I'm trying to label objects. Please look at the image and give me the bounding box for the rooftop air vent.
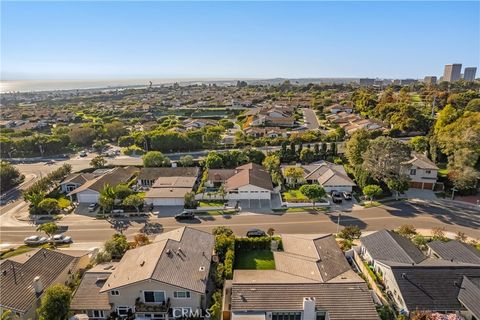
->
[199,266,205,272]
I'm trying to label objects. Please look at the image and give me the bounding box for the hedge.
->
[235,236,283,252]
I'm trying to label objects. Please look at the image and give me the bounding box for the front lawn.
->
[273,206,328,213]
[198,201,225,207]
[234,250,275,270]
[282,189,309,202]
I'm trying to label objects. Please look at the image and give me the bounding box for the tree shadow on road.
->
[326,212,367,229]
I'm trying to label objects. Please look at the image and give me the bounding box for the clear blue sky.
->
[1,1,479,80]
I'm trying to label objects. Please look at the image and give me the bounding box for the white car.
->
[49,234,73,244]
[88,203,98,212]
[24,235,48,245]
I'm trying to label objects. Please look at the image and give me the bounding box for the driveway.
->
[405,188,437,201]
[302,108,320,130]
[155,206,184,217]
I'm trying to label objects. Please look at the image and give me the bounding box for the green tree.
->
[38,198,59,215]
[363,185,382,203]
[114,184,133,200]
[90,155,107,168]
[434,104,458,133]
[69,126,96,147]
[36,222,59,238]
[212,226,234,237]
[99,184,116,214]
[142,151,171,167]
[338,225,361,240]
[104,121,127,142]
[205,151,224,169]
[284,167,304,188]
[299,184,326,208]
[386,175,410,200]
[184,191,197,209]
[122,194,144,213]
[345,129,378,166]
[397,224,417,238]
[0,161,24,193]
[24,191,46,208]
[37,284,71,320]
[300,148,315,164]
[409,136,429,153]
[179,155,194,167]
[362,137,411,182]
[104,234,129,259]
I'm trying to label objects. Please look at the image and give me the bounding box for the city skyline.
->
[1,1,479,80]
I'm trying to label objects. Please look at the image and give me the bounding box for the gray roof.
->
[68,166,138,195]
[230,283,379,320]
[0,249,77,313]
[138,167,200,180]
[391,266,480,312]
[458,276,480,318]
[361,230,426,265]
[70,267,114,311]
[428,240,480,265]
[101,227,214,294]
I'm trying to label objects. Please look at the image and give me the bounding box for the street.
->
[1,201,479,247]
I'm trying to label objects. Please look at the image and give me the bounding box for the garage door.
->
[146,198,184,206]
[77,193,99,204]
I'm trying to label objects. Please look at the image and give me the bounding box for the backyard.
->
[234,250,276,270]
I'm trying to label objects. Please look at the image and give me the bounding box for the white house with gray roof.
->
[72,227,214,319]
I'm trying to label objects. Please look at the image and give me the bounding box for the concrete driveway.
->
[405,188,437,201]
[155,206,184,217]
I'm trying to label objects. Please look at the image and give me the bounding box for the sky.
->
[1,1,479,80]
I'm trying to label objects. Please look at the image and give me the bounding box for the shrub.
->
[432,227,449,242]
[397,224,417,238]
[224,249,235,279]
[235,237,272,252]
[338,225,361,240]
[412,234,428,249]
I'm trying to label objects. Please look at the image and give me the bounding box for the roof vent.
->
[401,273,407,279]
[140,261,145,267]
[199,266,205,272]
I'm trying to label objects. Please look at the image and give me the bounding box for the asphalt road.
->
[302,108,320,130]
[1,201,479,246]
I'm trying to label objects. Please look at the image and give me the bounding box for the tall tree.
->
[37,284,72,320]
[363,185,382,203]
[299,184,326,208]
[36,222,59,238]
[142,151,171,167]
[284,167,304,188]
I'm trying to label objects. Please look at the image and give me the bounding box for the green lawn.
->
[199,201,225,207]
[273,206,327,213]
[235,250,275,270]
[363,201,382,208]
[196,209,237,216]
[282,189,309,202]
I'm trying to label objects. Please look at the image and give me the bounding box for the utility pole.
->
[336,212,342,234]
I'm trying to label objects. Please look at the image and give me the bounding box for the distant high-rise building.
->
[443,64,462,82]
[464,67,477,81]
[424,76,437,85]
[359,78,374,86]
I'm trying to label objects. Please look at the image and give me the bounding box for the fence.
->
[353,250,389,306]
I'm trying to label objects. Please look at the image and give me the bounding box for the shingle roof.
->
[101,227,214,293]
[282,161,356,187]
[403,153,439,170]
[391,266,480,312]
[225,163,273,191]
[207,169,237,182]
[427,240,480,265]
[152,176,196,188]
[0,249,77,313]
[360,229,426,265]
[138,167,199,181]
[62,172,96,185]
[68,166,138,195]
[70,268,114,311]
[458,276,480,318]
[230,283,379,320]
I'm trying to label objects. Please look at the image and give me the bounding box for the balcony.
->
[135,297,171,313]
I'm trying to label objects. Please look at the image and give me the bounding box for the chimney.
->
[33,276,43,295]
[302,297,316,320]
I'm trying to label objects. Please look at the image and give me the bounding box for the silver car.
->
[24,235,48,245]
[49,234,73,244]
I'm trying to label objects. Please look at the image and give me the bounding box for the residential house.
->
[71,262,118,320]
[281,161,356,193]
[427,240,480,265]
[141,167,200,206]
[67,167,139,204]
[401,153,439,190]
[206,163,274,201]
[246,105,297,128]
[182,119,217,130]
[0,248,91,320]
[324,103,353,114]
[90,227,214,319]
[60,172,98,193]
[359,230,480,318]
[224,234,380,320]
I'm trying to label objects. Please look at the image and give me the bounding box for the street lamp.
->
[336,212,341,234]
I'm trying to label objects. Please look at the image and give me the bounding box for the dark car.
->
[330,191,343,204]
[342,191,352,200]
[246,228,267,238]
[175,211,195,221]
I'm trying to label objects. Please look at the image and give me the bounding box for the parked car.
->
[330,191,343,204]
[79,151,87,157]
[246,228,267,237]
[49,234,72,244]
[88,203,98,212]
[342,192,352,200]
[175,211,195,221]
[24,235,48,245]
[45,159,55,165]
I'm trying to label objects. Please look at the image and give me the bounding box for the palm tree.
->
[99,184,116,214]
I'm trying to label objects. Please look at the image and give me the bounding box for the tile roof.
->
[138,167,199,181]
[207,169,237,182]
[70,268,114,311]
[230,283,379,319]
[361,229,427,265]
[391,266,480,312]
[101,227,214,294]
[225,163,273,191]
[151,176,196,188]
[458,276,480,318]
[62,173,97,185]
[427,240,480,265]
[0,249,77,313]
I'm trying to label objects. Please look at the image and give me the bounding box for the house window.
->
[425,170,431,174]
[144,291,166,303]
[316,311,327,320]
[116,306,133,316]
[88,310,105,318]
[110,290,119,296]
[272,312,301,320]
[410,169,416,175]
[174,291,191,299]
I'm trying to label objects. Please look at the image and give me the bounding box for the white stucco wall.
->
[227,185,271,200]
